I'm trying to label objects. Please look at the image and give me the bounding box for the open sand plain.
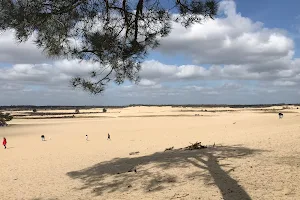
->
[1,105,300,200]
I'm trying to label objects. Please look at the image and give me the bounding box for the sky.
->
[1,0,300,106]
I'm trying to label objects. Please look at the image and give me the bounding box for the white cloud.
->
[0,30,50,64]
[0,57,299,105]
[273,80,297,86]
[138,79,157,87]
[159,0,294,68]
[221,82,242,90]
[0,59,103,85]
[1,0,300,105]
[140,60,300,82]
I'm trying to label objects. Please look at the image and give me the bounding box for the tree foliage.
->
[0,113,13,126]
[0,0,218,94]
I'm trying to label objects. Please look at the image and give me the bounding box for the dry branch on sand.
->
[129,151,140,155]
[184,142,208,150]
[163,142,216,152]
[171,193,190,199]
[164,147,174,152]
[116,166,137,174]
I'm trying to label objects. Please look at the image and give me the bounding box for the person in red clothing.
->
[3,137,7,149]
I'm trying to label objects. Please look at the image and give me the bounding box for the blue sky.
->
[0,0,300,106]
[235,0,300,31]
[235,0,300,53]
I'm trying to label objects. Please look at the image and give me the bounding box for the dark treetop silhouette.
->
[0,112,13,126]
[0,0,218,94]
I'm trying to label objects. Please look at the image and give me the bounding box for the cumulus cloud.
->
[273,80,297,86]
[0,59,104,86]
[0,30,50,64]
[0,57,300,105]
[137,79,158,87]
[139,60,300,82]
[159,0,294,68]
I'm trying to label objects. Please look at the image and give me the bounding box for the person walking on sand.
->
[3,137,7,149]
[107,133,111,140]
[86,135,88,141]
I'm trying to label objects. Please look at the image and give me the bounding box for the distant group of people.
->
[1,132,112,150]
[1,111,286,150]
[2,111,285,150]
[39,133,111,143]
[2,112,287,150]
[85,133,111,141]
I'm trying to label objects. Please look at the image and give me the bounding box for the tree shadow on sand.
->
[67,145,265,200]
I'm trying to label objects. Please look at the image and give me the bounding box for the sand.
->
[1,106,300,200]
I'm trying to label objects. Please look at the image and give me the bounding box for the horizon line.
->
[1,103,300,108]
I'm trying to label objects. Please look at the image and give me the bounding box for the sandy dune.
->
[1,106,300,200]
